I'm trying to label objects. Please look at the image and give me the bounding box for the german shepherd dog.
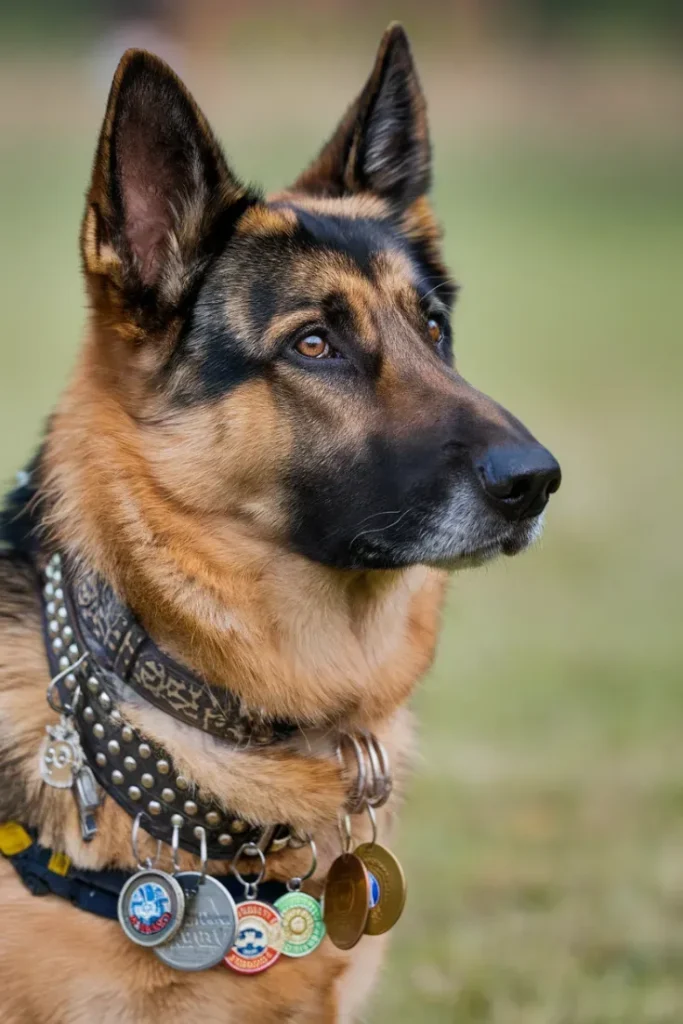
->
[0,24,560,1023]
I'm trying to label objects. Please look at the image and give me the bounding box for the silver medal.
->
[118,868,186,948]
[155,873,238,972]
[39,718,84,789]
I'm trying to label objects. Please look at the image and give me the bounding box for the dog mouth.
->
[431,513,545,570]
[345,501,545,572]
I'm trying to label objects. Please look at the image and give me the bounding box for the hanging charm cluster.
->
[39,553,102,841]
[322,734,406,950]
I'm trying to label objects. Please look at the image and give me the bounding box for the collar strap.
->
[62,556,297,746]
[39,552,305,859]
[0,823,288,922]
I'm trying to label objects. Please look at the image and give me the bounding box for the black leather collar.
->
[39,552,304,860]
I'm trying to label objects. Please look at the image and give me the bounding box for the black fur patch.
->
[0,452,43,558]
[287,430,459,569]
[290,210,397,276]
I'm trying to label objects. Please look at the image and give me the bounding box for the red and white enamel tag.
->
[224,900,282,975]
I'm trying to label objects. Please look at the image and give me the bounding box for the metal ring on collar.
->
[365,804,378,846]
[171,819,182,874]
[46,653,87,715]
[195,825,208,882]
[232,842,266,899]
[286,838,318,892]
[367,733,392,807]
[339,734,369,814]
[131,811,162,870]
[337,813,354,855]
[363,733,389,808]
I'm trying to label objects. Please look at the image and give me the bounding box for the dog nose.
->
[476,444,561,521]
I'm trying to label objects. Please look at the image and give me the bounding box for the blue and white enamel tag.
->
[118,868,186,948]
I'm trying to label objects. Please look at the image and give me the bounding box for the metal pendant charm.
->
[74,764,102,842]
[39,718,83,789]
[355,841,407,936]
[118,868,185,948]
[322,853,370,950]
[274,891,325,958]
[224,900,282,974]
[155,873,238,972]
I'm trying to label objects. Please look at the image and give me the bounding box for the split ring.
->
[131,811,162,870]
[286,837,318,892]
[232,842,267,899]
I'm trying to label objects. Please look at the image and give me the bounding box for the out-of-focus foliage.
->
[2,0,683,50]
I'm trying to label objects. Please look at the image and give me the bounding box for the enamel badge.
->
[118,868,185,948]
[224,901,282,975]
[274,891,326,958]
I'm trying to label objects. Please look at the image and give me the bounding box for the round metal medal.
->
[273,891,326,958]
[355,842,407,936]
[155,873,238,972]
[118,868,185,948]
[323,853,370,950]
[224,901,282,975]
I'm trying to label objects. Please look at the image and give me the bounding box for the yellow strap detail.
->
[0,822,33,857]
[47,851,71,877]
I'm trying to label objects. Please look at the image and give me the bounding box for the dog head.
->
[80,25,560,573]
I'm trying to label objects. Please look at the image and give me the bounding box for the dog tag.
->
[224,901,282,974]
[322,853,370,950]
[118,868,185,948]
[355,842,407,936]
[39,718,83,789]
[155,873,238,972]
[274,891,326,958]
[74,764,102,842]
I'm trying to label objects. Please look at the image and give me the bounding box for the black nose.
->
[476,444,561,521]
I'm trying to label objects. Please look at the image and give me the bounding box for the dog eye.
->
[427,318,443,346]
[294,335,333,359]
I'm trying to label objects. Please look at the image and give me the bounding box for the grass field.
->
[1,64,682,1023]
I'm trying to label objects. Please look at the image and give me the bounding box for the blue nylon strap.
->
[4,836,289,922]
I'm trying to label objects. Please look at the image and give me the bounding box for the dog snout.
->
[475,443,561,521]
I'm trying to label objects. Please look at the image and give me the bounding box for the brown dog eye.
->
[295,335,331,359]
[427,318,443,345]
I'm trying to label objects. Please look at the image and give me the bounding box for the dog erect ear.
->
[82,50,254,313]
[294,24,430,208]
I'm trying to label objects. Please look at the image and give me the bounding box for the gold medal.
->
[322,853,370,950]
[355,842,406,936]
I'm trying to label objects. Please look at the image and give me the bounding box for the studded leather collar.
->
[65,559,297,747]
[39,552,304,859]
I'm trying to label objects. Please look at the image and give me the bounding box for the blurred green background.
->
[1,3,682,1021]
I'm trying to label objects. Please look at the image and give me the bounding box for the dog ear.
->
[293,24,430,208]
[82,50,253,315]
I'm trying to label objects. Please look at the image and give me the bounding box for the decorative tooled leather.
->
[69,564,296,746]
